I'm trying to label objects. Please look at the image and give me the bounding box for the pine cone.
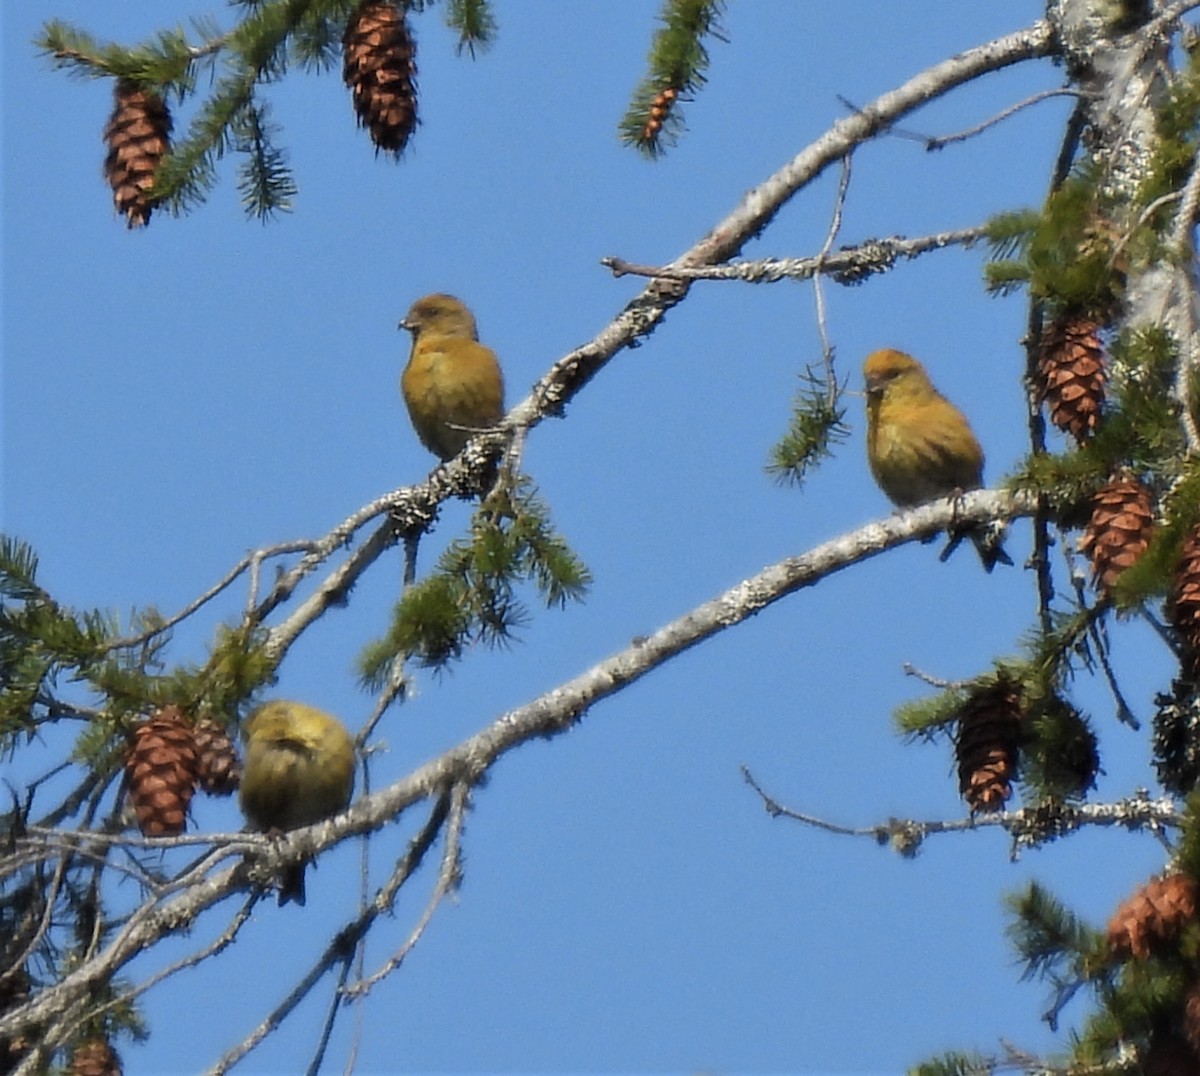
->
[194,718,242,796]
[1153,679,1200,795]
[103,79,171,229]
[1035,315,1106,442]
[955,676,1024,813]
[1077,474,1154,596]
[343,2,419,157]
[69,1037,122,1076]
[1168,524,1200,678]
[1107,873,1199,960]
[125,707,198,837]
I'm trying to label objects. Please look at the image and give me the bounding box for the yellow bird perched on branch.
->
[399,293,506,461]
[863,348,1011,572]
[239,700,356,905]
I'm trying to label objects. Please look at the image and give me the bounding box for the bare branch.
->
[742,766,1182,859]
[811,154,852,386]
[883,89,1088,151]
[601,226,987,285]
[205,790,453,1076]
[102,540,318,651]
[344,782,469,999]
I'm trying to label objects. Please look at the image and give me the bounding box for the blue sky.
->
[2,2,1179,1073]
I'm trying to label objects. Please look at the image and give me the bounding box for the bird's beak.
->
[398,317,414,333]
[864,373,883,396]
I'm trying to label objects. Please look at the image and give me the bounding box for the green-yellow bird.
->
[864,348,1011,571]
[239,700,355,905]
[399,293,506,461]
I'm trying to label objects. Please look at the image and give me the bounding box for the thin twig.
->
[64,894,260,1046]
[1065,563,1138,729]
[306,951,355,1076]
[204,791,453,1076]
[102,540,317,651]
[1027,95,1089,634]
[742,765,1181,851]
[345,783,468,1000]
[811,155,852,393]
[921,89,1086,150]
[901,663,961,689]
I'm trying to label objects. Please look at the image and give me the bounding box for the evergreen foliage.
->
[20,4,1200,1073]
[37,0,501,221]
[359,479,591,683]
[618,0,728,158]
[766,365,849,487]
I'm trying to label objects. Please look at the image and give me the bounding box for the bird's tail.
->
[278,861,308,906]
[940,521,1013,573]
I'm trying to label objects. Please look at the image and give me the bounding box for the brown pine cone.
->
[69,1037,122,1076]
[1168,524,1200,678]
[193,718,242,796]
[125,707,198,836]
[104,79,171,228]
[1035,315,1106,442]
[1077,474,1154,596]
[343,1,419,157]
[955,676,1024,813]
[1107,873,1199,960]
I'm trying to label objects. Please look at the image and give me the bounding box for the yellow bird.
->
[239,700,355,905]
[863,348,1011,571]
[399,293,505,461]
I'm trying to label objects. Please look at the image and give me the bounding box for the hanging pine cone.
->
[1153,679,1200,795]
[343,1,419,157]
[193,717,242,796]
[69,1037,122,1076]
[1168,523,1200,679]
[955,675,1024,813]
[1077,474,1155,597]
[103,79,171,229]
[125,707,198,837]
[1107,873,1199,960]
[1035,315,1106,443]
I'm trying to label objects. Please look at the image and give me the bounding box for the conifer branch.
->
[1,489,1038,1059]
[619,0,728,158]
